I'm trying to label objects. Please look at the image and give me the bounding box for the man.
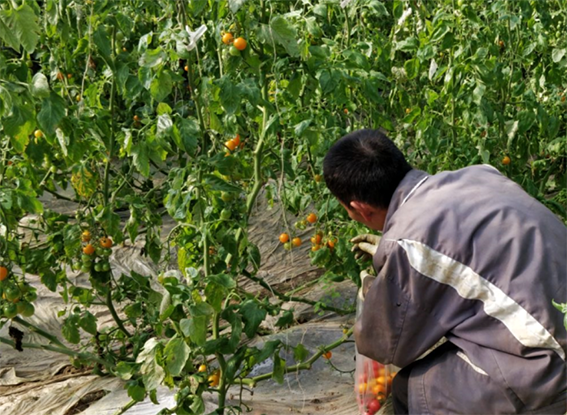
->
[323,129,566,414]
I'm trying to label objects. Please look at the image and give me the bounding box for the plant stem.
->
[105,278,131,337]
[112,399,137,415]
[12,316,66,348]
[0,336,110,369]
[103,28,117,207]
[235,327,354,387]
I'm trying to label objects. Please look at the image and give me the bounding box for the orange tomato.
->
[232,134,241,146]
[306,213,317,224]
[222,32,234,45]
[198,364,207,373]
[99,237,113,248]
[310,233,322,245]
[358,382,368,394]
[233,37,247,51]
[323,351,332,359]
[502,156,511,165]
[279,233,289,244]
[327,239,335,249]
[0,266,8,281]
[83,244,95,255]
[292,237,302,247]
[225,139,237,151]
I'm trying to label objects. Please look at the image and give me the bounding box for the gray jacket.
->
[355,165,566,414]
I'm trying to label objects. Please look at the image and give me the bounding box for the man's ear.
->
[350,201,374,222]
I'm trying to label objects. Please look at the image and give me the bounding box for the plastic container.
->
[354,289,398,415]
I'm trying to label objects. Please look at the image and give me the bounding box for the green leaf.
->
[318,69,340,95]
[31,73,50,98]
[551,48,566,63]
[270,16,299,57]
[293,343,308,363]
[131,141,150,177]
[37,92,66,135]
[62,315,80,344]
[228,0,246,12]
[10,4,40,53]
[164,336,190,376]
[0,12,20,50]
[127,383,146,402]
[404,58,420,80]
[93,25,112,63]
[136,338,165,391]
[79,311,97,335]
[272,353,285,384]
[116,361,137,380]
[150,71,173,102]
[275,309,294,328]
[240,300,267,339]
[472,83,486,105]
[180,316,208,346]
[40,269,57,292]
[216,76,240,115]
[189,0,208,15]
[204,175,241,193]
[4,104,34,153]
[140,48,166,68]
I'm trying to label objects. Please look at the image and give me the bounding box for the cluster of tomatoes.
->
[0,266,37,319]
[221,31,247,56]
[279,213,338,252]
[356,360,397,415]
[224,133,244,155]
[79,230,113,273]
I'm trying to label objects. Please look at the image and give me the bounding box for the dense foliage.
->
[0,0,565,414]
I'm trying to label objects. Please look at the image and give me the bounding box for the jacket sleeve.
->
[354,240,468,368]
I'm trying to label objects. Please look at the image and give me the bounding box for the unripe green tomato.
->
[221,192,234,202]
[4,286,20,302]
[229,46,241,57]
[24,290,37,302]
[94,263,103,272]
[4,303,18,319]
[220,209,231,220]
[104,248,112,256]
[81,254,93,263]
[102,262,110,272]
[96,247,104,256]
[81,264,91,273]
[283,242,292,251]
[17,301,35,317]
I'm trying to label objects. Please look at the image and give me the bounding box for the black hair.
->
[323,129,412,209]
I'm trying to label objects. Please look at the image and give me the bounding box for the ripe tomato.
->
[56,72,64,80]
[184,65,189,72]
[311,244,321,252]
[208,374,219,387]
[233,37,247,51]
[67,73,72,79]
[367,398,381,414]
[326,239,335,249]
[81,230,91,242]
[222,32,234,45]
[292,237,302,247]
[0,266,8,281]
[232,134,241,146]
[358,382,367,394]
[323,351,332,359]
[83,244,95,255]
[225,139,237,151]
[310,234,322,245]
[198,364,207,373]
[279,233,289,243]
[99,237,113,248]
[344,108,349,114]
[34,130,43,139]
[306,213,317,224]
[502,156,511,165]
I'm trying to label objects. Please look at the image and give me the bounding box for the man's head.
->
[323,129,412,230]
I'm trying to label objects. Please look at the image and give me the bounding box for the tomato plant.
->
[0,0,564,414]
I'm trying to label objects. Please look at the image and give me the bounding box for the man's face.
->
[340,201,387,231]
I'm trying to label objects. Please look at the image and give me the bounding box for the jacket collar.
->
[383,169,429,233]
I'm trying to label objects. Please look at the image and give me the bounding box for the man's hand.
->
[358,270,376,301]
[350,233,381,261]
